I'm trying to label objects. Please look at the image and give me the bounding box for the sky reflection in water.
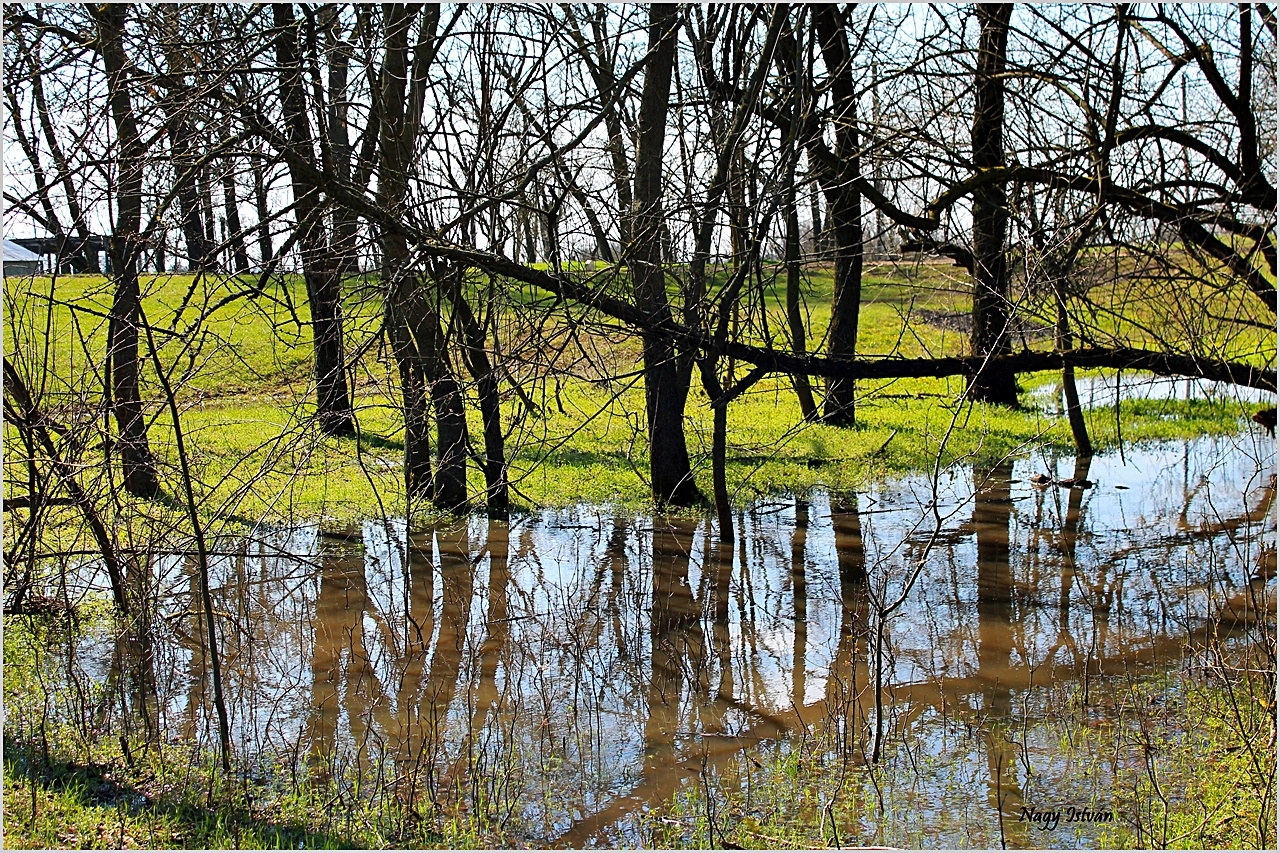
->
[82,427,1274,847]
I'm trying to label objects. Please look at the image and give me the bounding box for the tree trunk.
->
[31,68,99,273]
[94,4,160,500]
[697,359,733,542]
[823,190,862,424]
[219,142,251,274]
[273,3,354,436]
[252,145,274,266]
[968,4,1019,406]
[200,167,217,265]
[164,101,213,273]
[631,3,700,507]
[445,273,508,513]
[324,5,360,275]
[428,358,470,512]
[583,5,634,251]
[809,181,824,256]
[377,4,465,512]
[384,277,435,500]
[158,7,214,275]
[378,5,436,503]
[813,6,863,426]
[785,145,817,420]
[1055,281,1092,457]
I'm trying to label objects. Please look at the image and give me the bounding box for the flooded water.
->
[62,427,1275,848]
[1029,371,1274,409]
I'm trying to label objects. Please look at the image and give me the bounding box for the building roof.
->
[3,239,41,262]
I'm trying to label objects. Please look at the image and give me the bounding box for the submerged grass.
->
[634,666,1276,850]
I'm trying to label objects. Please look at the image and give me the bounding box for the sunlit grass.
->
[3,261,1272,536]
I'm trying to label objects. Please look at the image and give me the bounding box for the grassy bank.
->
[4,264,1272,538]
[1,610,516,850]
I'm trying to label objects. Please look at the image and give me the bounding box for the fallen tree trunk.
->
[232,108,1277,395]
[404,238,1278,393]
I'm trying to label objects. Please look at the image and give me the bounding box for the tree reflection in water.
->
[89,432,1273,847]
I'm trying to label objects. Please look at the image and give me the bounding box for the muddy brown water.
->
[65,428,1275,848]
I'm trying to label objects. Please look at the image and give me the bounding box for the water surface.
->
[71,428,1275,848]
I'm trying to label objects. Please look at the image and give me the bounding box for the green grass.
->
[3,261,1272,543]
[1,611,518,850]
[1,741,520,850]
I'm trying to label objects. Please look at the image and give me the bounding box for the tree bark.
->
[443,271,508,513]
[427,353,470,512]
[813,6,863,425]
[1055,284,1092,457]
[631,3,700,507]
[376,3,466,510]
[252,144,274,266]
[164,114,213,271]
[968,4,1019,406]
[30,66,100,272]
[323,5,360,275]
[157,7,215,275]
[199,166,217,264]
[785,151,817,420]
[378,3,432,501]
[219,132,251,273]
[94,4,161,499]
[273,2,354,436]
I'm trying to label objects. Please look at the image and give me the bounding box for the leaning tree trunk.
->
[273,3,354,436]
[95,4,160,499]
[631,3,700,507]
[967,4,1019,407]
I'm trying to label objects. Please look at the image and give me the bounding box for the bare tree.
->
[967,4,1019,406]
[272,2,356,436]
[93,3,161,498]
[630,3,700,506]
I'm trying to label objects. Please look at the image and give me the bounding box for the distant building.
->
[7,235,109,273]
[3,239,42,277]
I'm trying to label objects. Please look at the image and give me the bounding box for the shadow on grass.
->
[3,741,356,850]
[353,429,406,454]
